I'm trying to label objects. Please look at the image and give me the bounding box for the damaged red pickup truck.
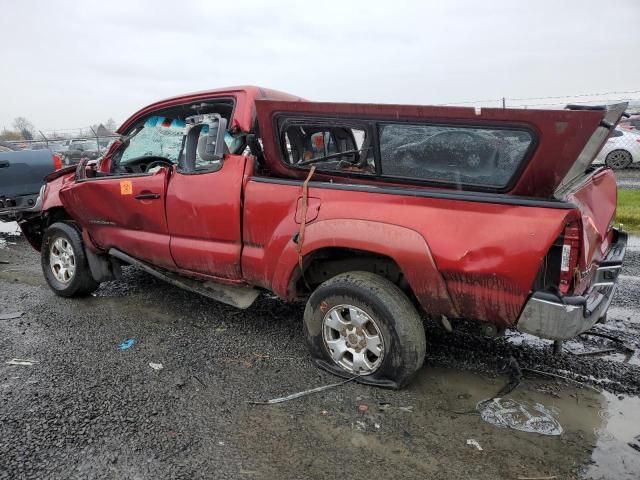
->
[10,86,628,387]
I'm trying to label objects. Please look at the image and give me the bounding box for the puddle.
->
[237,368,609,479]
[235,367,640,479]
[583,392,640,480]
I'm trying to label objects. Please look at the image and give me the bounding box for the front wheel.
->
[303,271,426,389]
[41,222,99,297]
[605,149,632,169]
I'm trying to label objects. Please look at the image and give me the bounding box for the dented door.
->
[59,168,173,268]
[165,155,247,279]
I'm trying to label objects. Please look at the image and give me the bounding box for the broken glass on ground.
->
[477,397,563,436]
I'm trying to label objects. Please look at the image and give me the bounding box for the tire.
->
[605,149,632,170]
[41,222,99,297]
[303,271,426,389]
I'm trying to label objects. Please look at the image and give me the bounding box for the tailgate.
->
[565,168,617,270]
[0,149,55,197]
[554,104,628,273]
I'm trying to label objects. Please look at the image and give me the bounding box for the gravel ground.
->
[1,233,640,479]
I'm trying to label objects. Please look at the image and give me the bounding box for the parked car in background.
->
[5,87,628,388]
[594,128,640,169]
[618,114,640,131]
[62,140,100,164]
[0,141,18,153]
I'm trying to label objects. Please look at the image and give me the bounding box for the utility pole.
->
[89,126,101,154]
[38,130,48,147]
[502,97,506,109]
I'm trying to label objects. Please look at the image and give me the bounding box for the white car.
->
[595,128,640,169]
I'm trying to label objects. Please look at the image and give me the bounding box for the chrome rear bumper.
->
[517,230,627,340]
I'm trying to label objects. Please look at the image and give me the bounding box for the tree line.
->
[0,117,118,142]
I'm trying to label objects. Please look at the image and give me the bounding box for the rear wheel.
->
[605,149,632,169]
[303,271,426,388]
[41,222,99,297]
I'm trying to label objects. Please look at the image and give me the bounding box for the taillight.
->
[559,221,581,294]
[52,154,63,170]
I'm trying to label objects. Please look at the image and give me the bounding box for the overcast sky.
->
[1,0,639,133]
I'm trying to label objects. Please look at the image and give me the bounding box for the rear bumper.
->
[0,185,44,221]
[517,230,627,340]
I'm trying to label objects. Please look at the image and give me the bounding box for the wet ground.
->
[1,233,640,479]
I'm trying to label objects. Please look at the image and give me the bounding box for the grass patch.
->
[616,189,640,232]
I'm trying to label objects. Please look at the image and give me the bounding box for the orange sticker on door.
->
[120,180,133,195]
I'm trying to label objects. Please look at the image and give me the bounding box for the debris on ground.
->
[6,358,38,366]
[466,439,483,451]
[193,375,206,388]
[477,398,563,436]
[378,403,414,413]
[117,338,135,350]
[0,260,9,264]
[149,362,163,370]
[248,377,356,405]
[495,356,522,397]
[357,404,369,414]
[0,311,24,320]
[517,476,557,480]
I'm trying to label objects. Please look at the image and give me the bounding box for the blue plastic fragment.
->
[118,339,135,350]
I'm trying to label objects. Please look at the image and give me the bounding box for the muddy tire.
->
[605,149,632,170]
[303,271,426,389]
[41,222,99,297]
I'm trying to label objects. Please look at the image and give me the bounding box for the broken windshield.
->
[119,116,244,166]
[120,117,186,164]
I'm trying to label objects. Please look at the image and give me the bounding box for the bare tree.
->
[13,117,35,140]
[105,118,117,133]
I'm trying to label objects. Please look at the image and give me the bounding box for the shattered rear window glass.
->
[378,124,533,188]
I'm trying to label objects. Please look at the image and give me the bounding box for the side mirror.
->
[182,114,228,172]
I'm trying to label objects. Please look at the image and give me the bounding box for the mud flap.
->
[86,248,122,282]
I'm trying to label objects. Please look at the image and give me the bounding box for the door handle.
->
[134,192,161,200]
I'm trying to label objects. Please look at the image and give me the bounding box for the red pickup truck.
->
[13,86,628,387]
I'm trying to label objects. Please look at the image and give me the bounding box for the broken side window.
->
[281,122,375,175]
[378,123,534,189]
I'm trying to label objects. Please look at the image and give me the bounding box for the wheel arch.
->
[271,219,459,318]
[19,206,74,251]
